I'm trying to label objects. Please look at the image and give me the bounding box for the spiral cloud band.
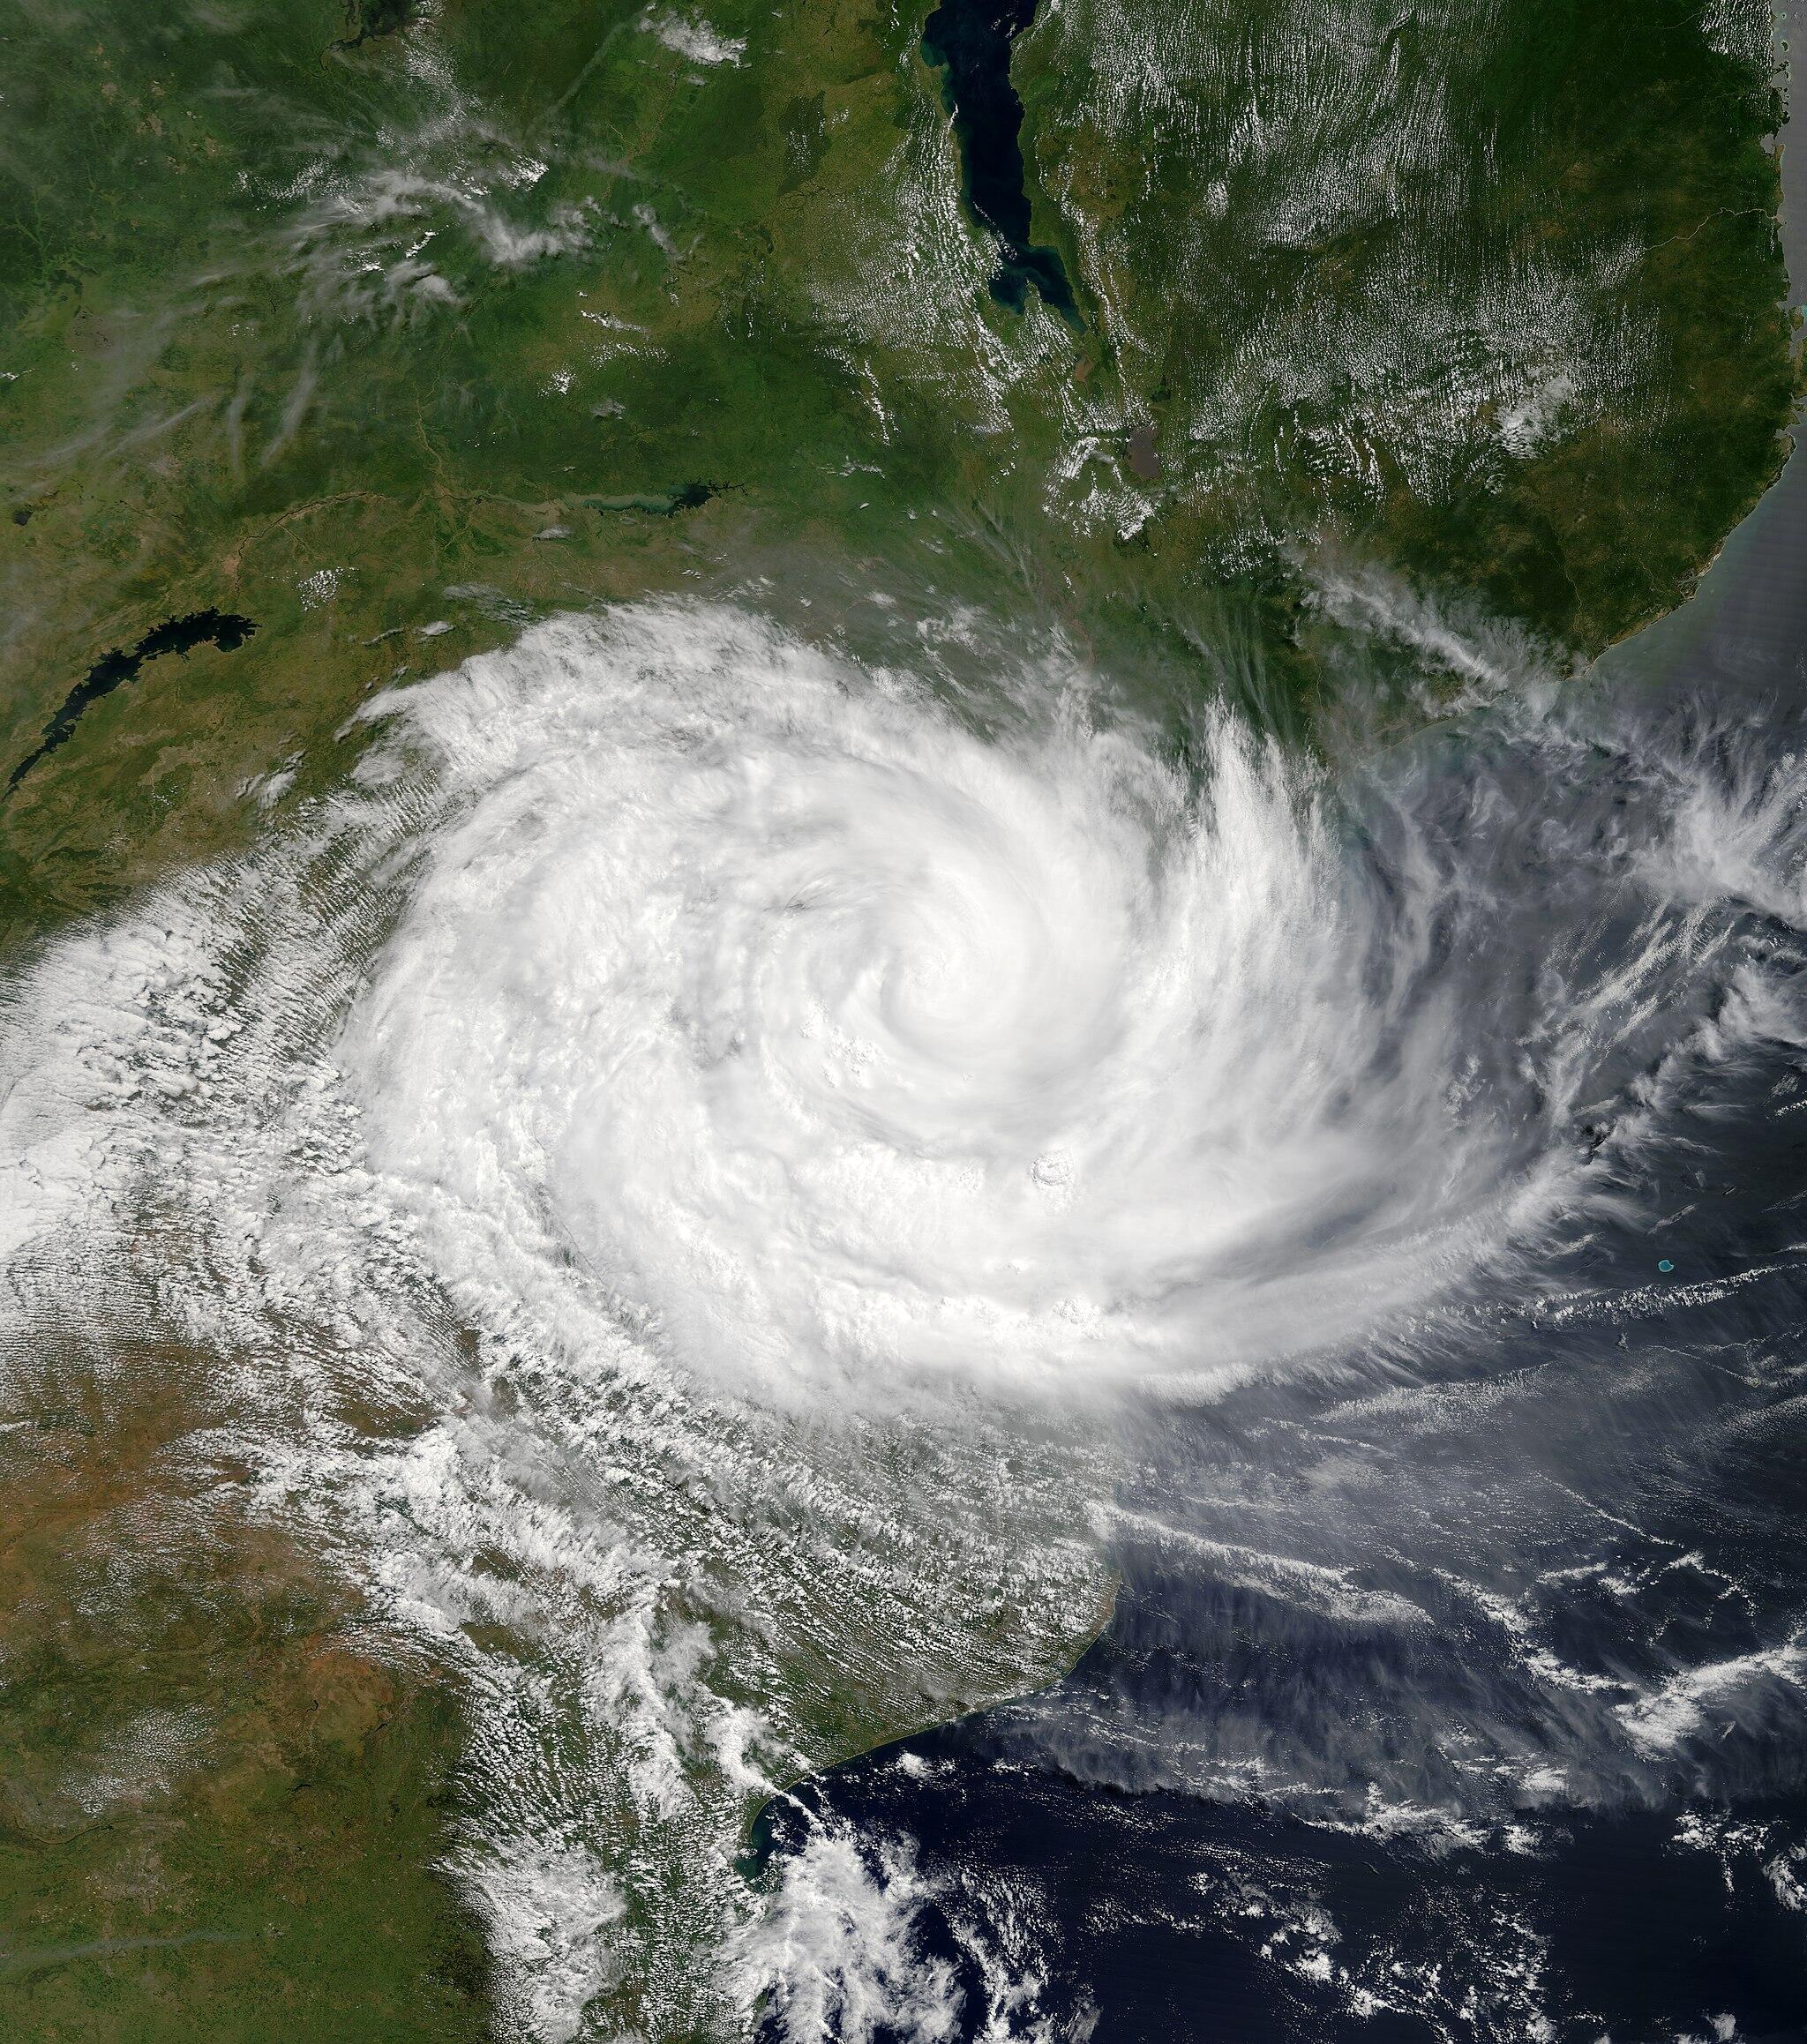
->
[7,601,1802,2038]
[337,604,1551,1409]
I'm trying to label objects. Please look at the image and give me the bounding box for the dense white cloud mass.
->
[333,604,1571,1412]
[0,605,1149,2040]
[6,601,1805,2039]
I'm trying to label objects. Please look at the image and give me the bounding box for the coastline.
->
[1597,0,1807,693]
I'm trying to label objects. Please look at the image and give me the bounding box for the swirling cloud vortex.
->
[338,604,1513,1405]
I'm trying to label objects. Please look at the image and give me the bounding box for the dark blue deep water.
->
[753,457,1807,2043]
[919,0,1076,315]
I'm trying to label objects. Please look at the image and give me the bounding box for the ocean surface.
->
[743,92,1807,2033]
[746,466,1807,2044]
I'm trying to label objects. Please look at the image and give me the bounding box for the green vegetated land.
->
[0,0,1796,2032]
[0,1343,490,2041]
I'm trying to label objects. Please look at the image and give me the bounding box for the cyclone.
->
[333,602,1585,1411]
[6,596,1807,2040]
